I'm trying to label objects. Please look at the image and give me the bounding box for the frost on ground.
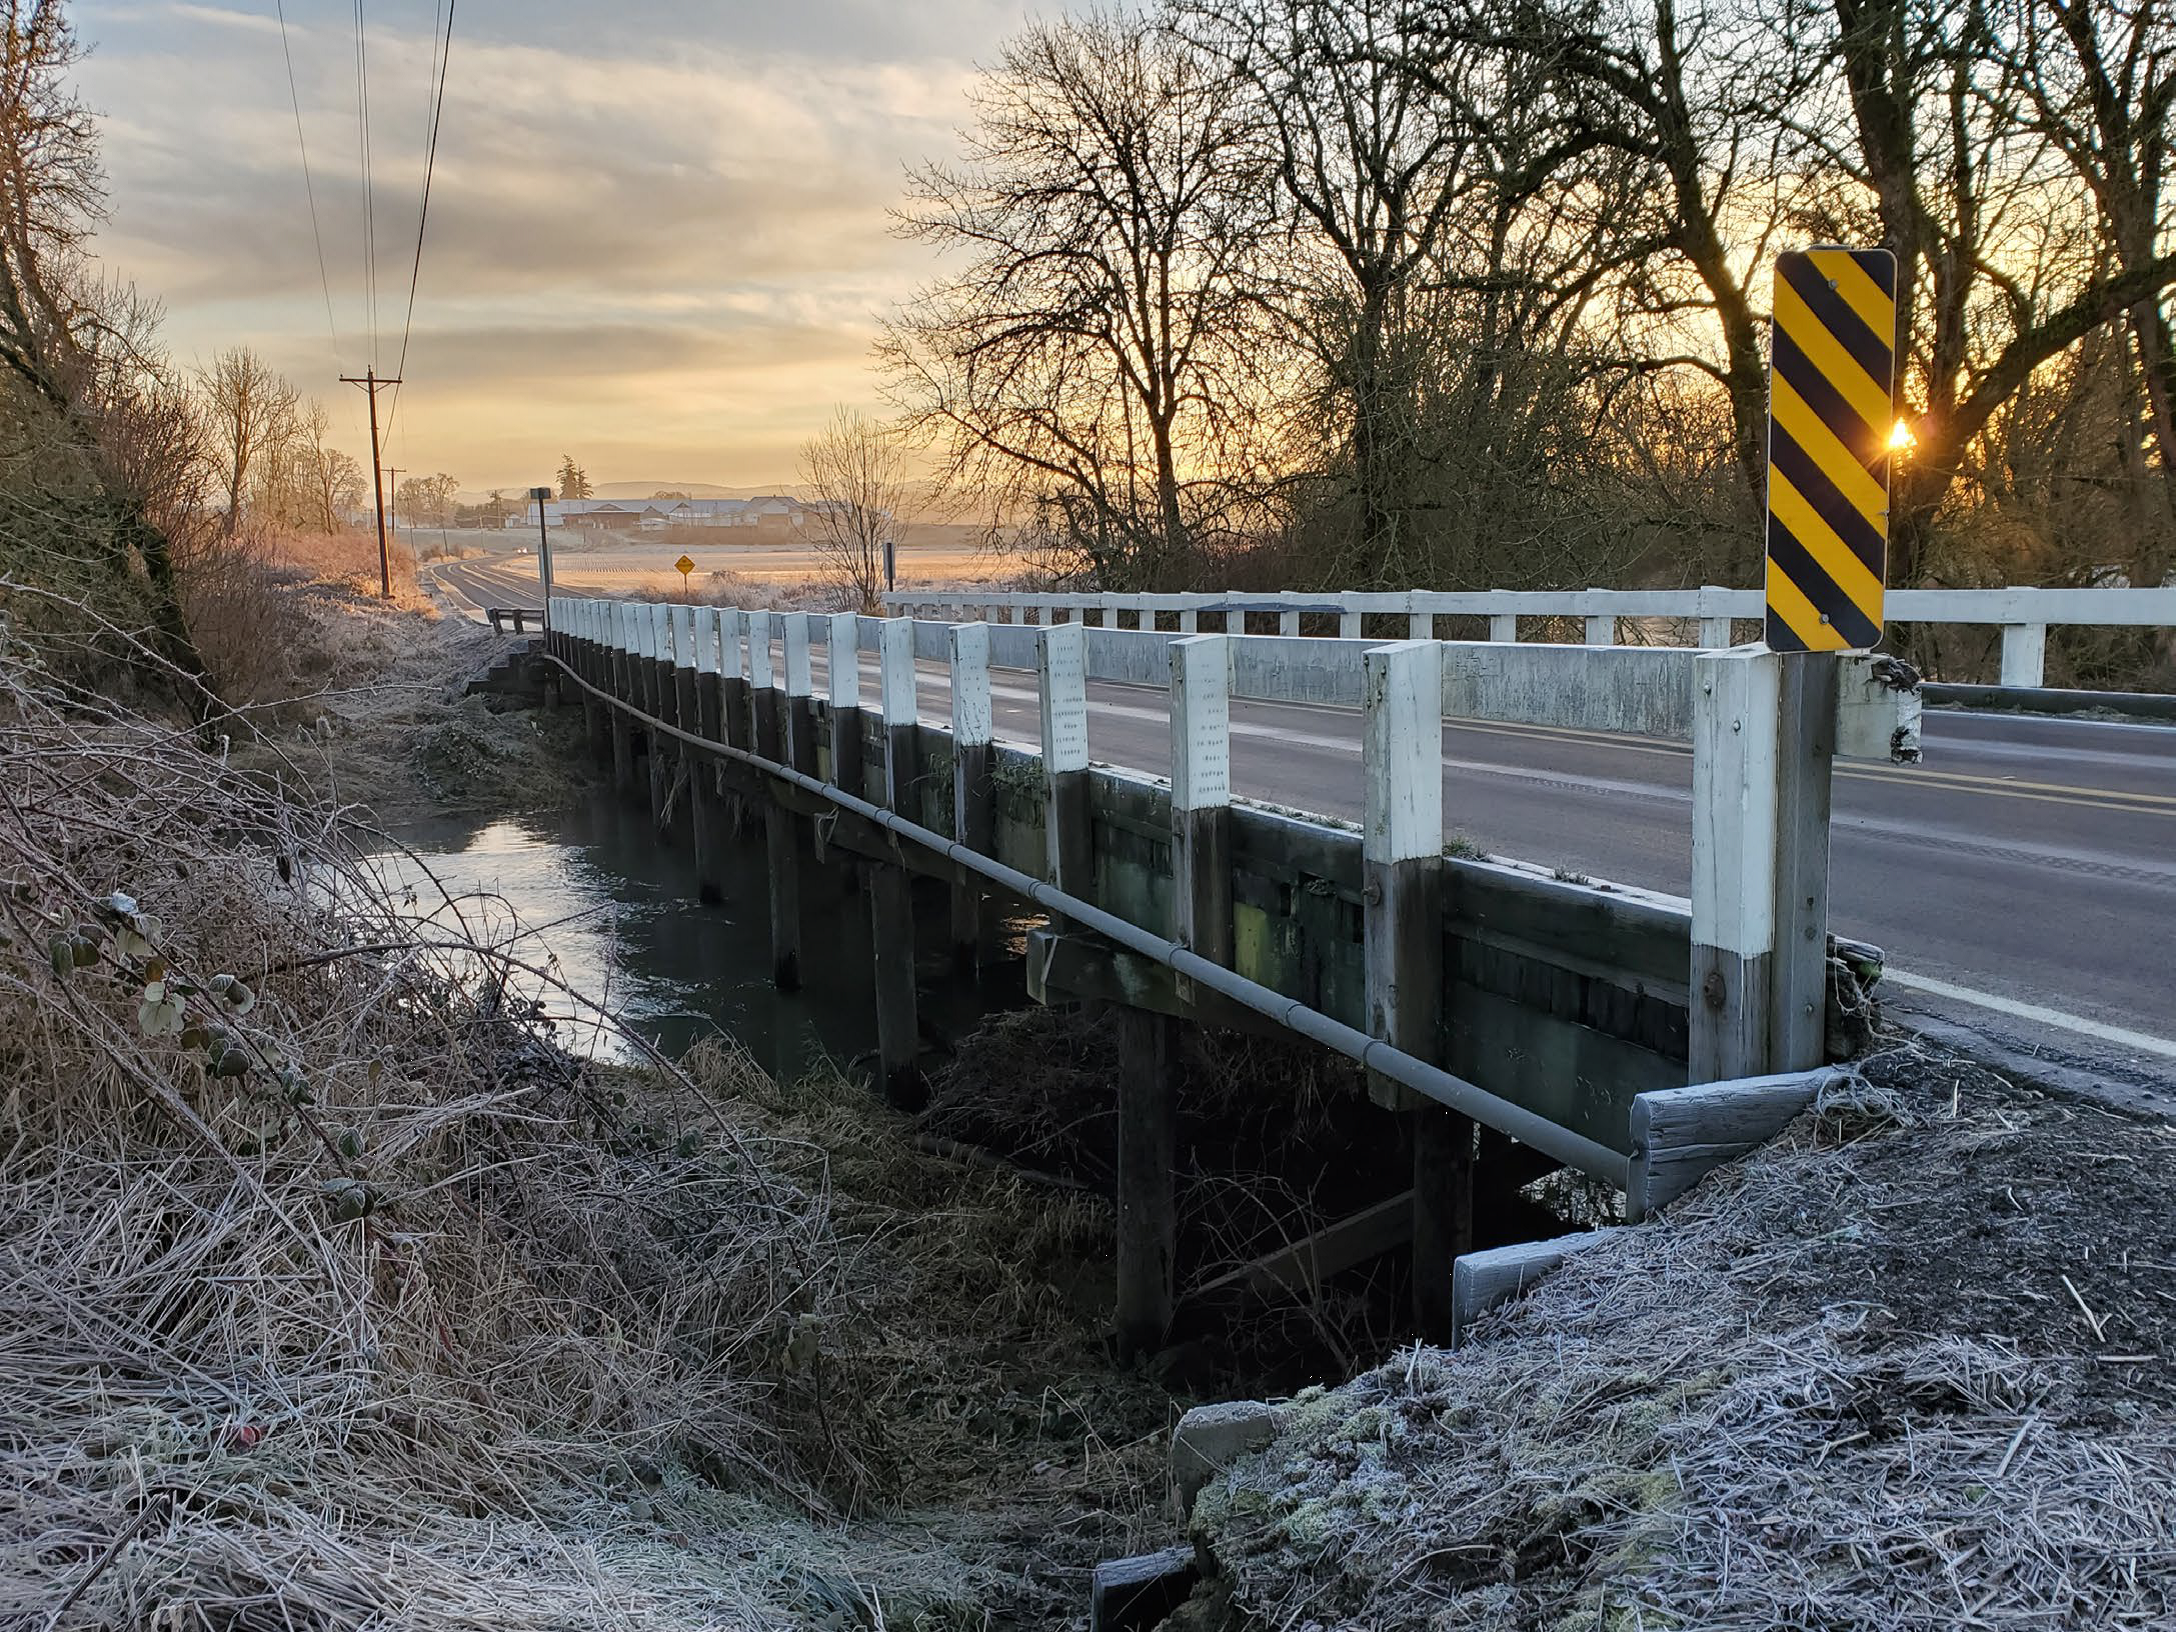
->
[1183,1049,2176,1630]
[0,600,1176,1632]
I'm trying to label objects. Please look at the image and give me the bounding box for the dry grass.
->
[1186,1044,2176,1629]
[0,612,1178,1630]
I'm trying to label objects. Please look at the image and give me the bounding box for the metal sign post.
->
[530,486,555,629]
[1756,245,1899,1074]
[883,537,896,593]
[676,552,697,599]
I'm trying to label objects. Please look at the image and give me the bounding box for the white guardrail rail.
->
[880,586,2176,691]
[548,595,1923,1085]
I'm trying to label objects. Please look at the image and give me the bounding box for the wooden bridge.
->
[536,596,1921,1345]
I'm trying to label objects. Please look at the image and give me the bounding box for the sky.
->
[72,1,1039,491]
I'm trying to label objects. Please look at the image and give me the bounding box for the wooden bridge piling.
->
[747,610,802,992]
[1114,1003,1180,1356]
[687,606,726,905]
[605,604,637,792]
[871,617,923,1106]
[640,605,673,834]
[948,622,996,973]
[1039,623,1093,911]
[828,612,864,798]
[1363,640,1469,1341]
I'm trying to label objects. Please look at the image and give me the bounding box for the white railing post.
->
[746,608,778,760]
[828,611,863,794]
[1340,609,1363,640]
[1489,613,1518,642]
[1038,620,1092,899]
[2000,623,2048,688]
[1585,613,1617,646]
[1690,647,1783,1081]
[1362,638,1463,1340]
[949,620,995,969]
[1697,586,1733,649]
[1170,633,1233,973]
[782,613,818,773]
[878,616,917,812]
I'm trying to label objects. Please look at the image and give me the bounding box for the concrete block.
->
[1172,1399,1286,1515]
[1090,1547,1197,1632]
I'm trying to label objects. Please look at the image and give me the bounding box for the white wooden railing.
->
[880,585,2176,691]
[550,595,1922,1087]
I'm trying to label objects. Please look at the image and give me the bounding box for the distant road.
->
[432,552,2176,1099]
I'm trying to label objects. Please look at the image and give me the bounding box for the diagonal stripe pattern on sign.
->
[1764,247,1897,652]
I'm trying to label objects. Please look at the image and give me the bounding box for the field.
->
[413,522,1020,598]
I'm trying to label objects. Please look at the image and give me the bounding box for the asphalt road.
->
[428,555,2176,1097]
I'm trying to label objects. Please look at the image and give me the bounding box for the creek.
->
[368,787,999,1076]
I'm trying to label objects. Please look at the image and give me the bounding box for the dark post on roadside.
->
[531,486,555,630]
[883,536,896,593]
[340,367,400,599]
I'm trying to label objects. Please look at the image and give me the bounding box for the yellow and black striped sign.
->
[1764,247,1898,652]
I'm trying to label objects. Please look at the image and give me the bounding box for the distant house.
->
[518,496,828,532]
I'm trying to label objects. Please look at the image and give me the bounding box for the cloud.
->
[68,0,1023,486]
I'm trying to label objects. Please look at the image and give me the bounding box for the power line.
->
[354,0,379,369]
[274,1,341,372]
[387,0,456,441]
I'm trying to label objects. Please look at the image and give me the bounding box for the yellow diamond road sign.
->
[675,553,696,579]
[1764,246,1898,653]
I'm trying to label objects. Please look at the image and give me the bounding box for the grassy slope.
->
[1,576,1184,1631]
[1182,1046,2176,1629]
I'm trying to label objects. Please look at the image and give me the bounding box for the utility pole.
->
[530,486,555,627]
[340,368,401,598]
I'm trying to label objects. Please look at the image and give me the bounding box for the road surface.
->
[429,555,2176,1097]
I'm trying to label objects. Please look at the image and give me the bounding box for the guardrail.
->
[880,586,2176,691]
[550,595,1921,1093]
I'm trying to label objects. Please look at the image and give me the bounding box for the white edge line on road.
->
[1884,969,2176,1061]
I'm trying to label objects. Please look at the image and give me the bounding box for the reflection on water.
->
[368,790,884,1078]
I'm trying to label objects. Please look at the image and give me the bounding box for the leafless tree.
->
[198,347,298,538]
[395,471,460,530]
[800,408,908,613]
[0,0,204,683]
[882,9,1280,588]
[2001,0,2176,591]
